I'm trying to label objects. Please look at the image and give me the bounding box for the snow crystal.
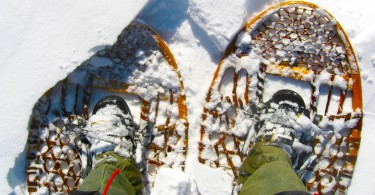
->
[317,70,332,84]
[296,114,322,133]
[171,103,180,121]
[303,171,316,183]
[340,178,351,190]
[314,143,324,154]
[52,146,62,157]
[231,117,253,138]
[236,32,252,47]
[333,159,345,169]
[135,49,144,58]
[318,116,359,133]
[153,135,164,147]
[293,139,312,154]
[53,174,64,186]
[206,91,222,110]
[276,49,287,57]
[220,51,261,76]
[210,118,221,133]
[160,150,178,166]
[333,75,347,90]
[315,158,330,170]
[38,127,49,140]
[238,51,261,74]
[176,119,187,137]
[345,118,360,128]
[200,146,218,162]
[231,155,242,168]
[321,176,337,194]
[37,187,48,194]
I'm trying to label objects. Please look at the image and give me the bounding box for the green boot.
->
[238,144,308,194]
[77,151,143,195]
[71,96,143,195]
[238,90,318,194]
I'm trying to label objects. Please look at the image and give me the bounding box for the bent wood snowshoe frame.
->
[198,1,362,194]
[26,21,188,194]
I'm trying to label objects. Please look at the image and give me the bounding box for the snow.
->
[192,162,233,195]
[188,0,247,51]
[1,0,375,194]
[151,167,198,195]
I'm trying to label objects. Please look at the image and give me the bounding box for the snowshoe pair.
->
[27,1,362,194]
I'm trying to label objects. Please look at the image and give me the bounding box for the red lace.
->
[103,168,121,195]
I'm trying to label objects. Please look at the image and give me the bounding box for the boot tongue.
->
[87,105,130,137]
[86,104,135,160]
[269,105,298,124]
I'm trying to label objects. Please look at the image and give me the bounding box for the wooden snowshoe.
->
[198,1,362,194]
[26,20,188,194]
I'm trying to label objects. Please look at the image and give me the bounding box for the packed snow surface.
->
[1,0,375,194]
